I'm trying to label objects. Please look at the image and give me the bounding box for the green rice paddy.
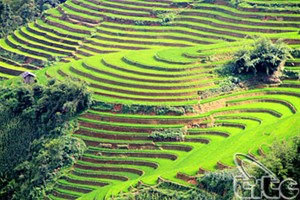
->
[0,0,299,199]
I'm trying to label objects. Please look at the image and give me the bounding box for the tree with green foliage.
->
[252,137,300,199]
[233,37,292,76]
[196,170,236,200]
[0,78,92,199]
[0,0,66,38]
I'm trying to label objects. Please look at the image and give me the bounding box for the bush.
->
[232,37,292,76]
[282,70,300,80]
[200,76,243,99]
[92,101,114,111]
[196,170,236,200]
[151,9,178,25]
[156,106,185,115]
[291,48,300,58]
[149,128,186,142]
[91,102,195,116]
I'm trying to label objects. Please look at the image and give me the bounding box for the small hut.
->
[20,71,36,84]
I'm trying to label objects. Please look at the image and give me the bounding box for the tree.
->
[196,170,236,200]
[0,0,66,38]
[252,137,300,199]
[0,78,92,199]
[233,37,292,76]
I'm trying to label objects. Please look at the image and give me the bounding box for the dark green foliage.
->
[156,106,185,115]
[3,136,85,199]
[151,9,178,25]
[196,170,236,200]
[283,70,300,80]
[0,78,92,199]
[92,101,114,111]
[232,37,292,76]
[0,0,66,38]
[252,137,300,198]
[150,128,186,142]
[0,113,36,175]
[121,104,154,114]
[92,101,195,115]
[0,78,92,135]
[291,48,300,58]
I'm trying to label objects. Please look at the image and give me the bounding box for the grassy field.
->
[0,0,299,199]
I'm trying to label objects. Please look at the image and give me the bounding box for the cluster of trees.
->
[197,170,236,200]
[232,37,292,77]
[0,0,66,37]
[0,78,92,199]
[252,137,300,198]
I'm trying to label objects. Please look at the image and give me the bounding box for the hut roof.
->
[21,71,36,78]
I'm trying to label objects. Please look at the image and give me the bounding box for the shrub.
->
[155,105,195,115]
[282,70,300,80]
[291,48,300,58]
[196,170,236,200]
[92,101,114,111]
[92,102,195,116]
[232,37,292,76]
[200,76,243,99]
[151,9,178,25]
[149,128,186,142]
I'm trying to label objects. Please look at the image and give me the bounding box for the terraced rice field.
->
[0,0,300,199]
[1,0,300,76]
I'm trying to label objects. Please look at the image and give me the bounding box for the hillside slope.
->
[30,46,300,199]
[0,0,300,79]
[0,0,300,199]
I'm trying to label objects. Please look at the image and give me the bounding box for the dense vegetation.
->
[0,78,92,199]
[196,170,236,200]
[0,0,65,37]
[232,37,292,77]
[252,136,300,199]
